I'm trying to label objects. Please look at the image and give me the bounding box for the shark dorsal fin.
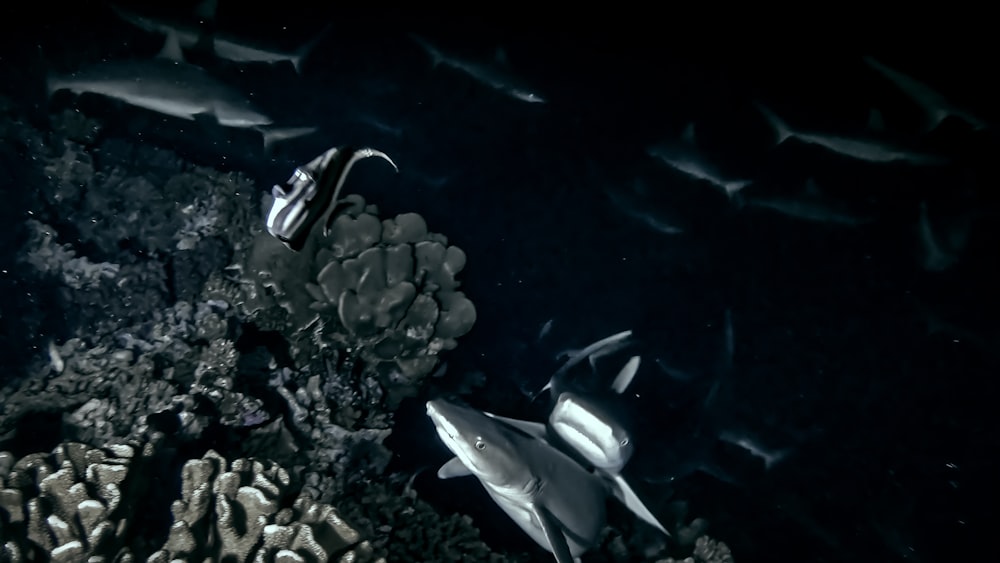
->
[867,108,885,133]
[803,177,821,197]
[531,503,575,563]
[681,122,696,144]
[194,0,218,22]
[437,457,471,479]
[157,30,185,61]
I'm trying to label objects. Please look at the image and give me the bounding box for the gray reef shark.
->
[111,1,327,73]
[46,34,315,150]
[605,180,685,235]
[755,102,948,166]
[742,178,873,227]
[409,34,546,104]
[863,56,987,132]
[426,398,607,563]
[647,123,753,202]
[517,347,669,536]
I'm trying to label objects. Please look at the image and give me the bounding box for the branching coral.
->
[0,441,154,562]
[148,449,375,563]
[1,443,377,563]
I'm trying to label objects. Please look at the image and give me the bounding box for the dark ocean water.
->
[1,2,997,562]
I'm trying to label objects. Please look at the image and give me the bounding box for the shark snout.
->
[426,399,441,416]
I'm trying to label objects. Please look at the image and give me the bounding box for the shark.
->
[647,123,753,202]
[46,33,316,150]
[605,180,685,236]
[863,56,987,133]
[409,34,546,104]
[742,178,873,227]
[755,102,948,166]
[426,398,607,563]
[539,329,633,397]
[110,1,327,74]
[526,335,670,536]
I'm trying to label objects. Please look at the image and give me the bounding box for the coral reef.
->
[658,536,735,563]
[0,443,377,563]
[149,450,373,562]
[20,220,120,291]
[0,93,734,563]
[341,477,530,563]
[0,441,155,562]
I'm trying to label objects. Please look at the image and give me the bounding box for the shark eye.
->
[475,439,486,450]
[619,438,630,447]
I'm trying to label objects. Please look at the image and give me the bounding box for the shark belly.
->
[480,439,606,558]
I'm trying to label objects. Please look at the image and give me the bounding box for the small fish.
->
[266,146,398,251]
[409,34,546,104]
[755,103,948,166]
[718,430,789,470]
[648,123,752,201]
[48,340,64,374]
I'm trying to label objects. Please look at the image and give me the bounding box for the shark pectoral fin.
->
[191,112,216,125]
[483,412,548,440]
[610,474,670,537]
[259,126,318,152]
[436,457,472,479]
[531,503,574,563]
[610,355,641,394]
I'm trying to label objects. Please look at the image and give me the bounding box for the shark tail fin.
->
[408,34,445,67]
[39,46,59,96]
[291,23,333,74]
[194,0,218,22]
[754,102,795,145]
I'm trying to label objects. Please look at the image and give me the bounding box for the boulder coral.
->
[245,194,476,398]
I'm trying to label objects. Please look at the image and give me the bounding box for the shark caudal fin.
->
[290,23,333,74]
[754,102,796,145]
